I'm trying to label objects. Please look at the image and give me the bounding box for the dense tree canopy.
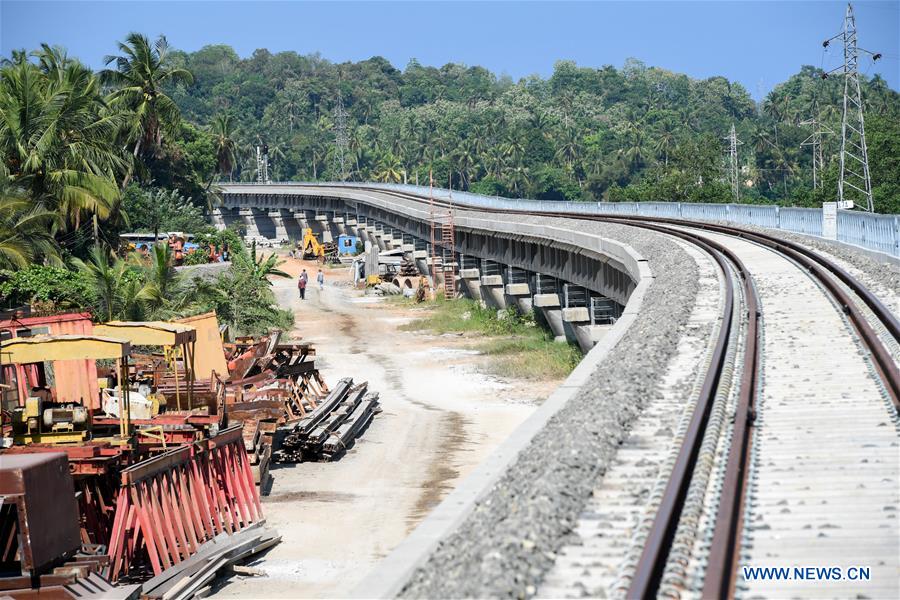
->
[166,50,898,210]
[0,37,291,334]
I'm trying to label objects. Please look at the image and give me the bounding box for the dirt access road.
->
[211,257,558,598]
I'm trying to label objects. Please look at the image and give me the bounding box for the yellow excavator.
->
[299,229,339,263]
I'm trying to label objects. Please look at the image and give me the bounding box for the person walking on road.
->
[317,269,325,291]
[298,269,308,300]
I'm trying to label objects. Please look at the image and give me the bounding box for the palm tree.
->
[0,176,61,269]
[483,145,507,179]
[373,152,404,183]
[210,114,237,181]
[0,57,126,233]
[504,165,531,197]
[101,33,194,161]
[555,127,580,171]
[654,120,677,168]
[452,139,478,188]
[619,126,647,171]
[71,246,148,322]
[137,243,194,319]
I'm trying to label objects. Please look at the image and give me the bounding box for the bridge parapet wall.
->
[221,182,899,258]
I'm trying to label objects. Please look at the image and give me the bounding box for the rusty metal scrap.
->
[0,454,81,574]
[107,426,262,582]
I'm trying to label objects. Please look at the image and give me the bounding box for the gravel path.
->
[397,214,700,599]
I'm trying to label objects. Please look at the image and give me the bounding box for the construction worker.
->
[298,269,308,300]
[317,269,325,291]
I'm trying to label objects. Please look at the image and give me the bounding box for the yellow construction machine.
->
[299,229,339,263]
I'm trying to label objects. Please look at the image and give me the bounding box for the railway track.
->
[338,186,900,597]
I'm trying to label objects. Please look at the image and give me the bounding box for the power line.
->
[821,2,882,211]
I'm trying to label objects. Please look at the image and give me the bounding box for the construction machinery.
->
[299,228,339,264]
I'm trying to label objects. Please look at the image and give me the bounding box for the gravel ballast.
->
[396,212,700,599]
[726,224,899,312]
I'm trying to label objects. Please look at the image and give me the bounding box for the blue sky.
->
[1,1,897,100]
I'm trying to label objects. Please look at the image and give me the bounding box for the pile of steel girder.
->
[275,378,381,462]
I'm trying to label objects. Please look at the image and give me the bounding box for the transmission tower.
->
[724,124,743,202]
[256,143,269,183]
[800,105,833,190]
[332,94,349,181]
[822,3,881,211]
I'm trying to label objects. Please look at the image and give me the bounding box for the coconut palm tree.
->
[210,113,237,181]
[0,56,125,233]
[136,243,196,319]
[373,152,404,183]
[0,176,61,269]
[101,33,194,161]
[483,145,508,179]
[452,139,478,188]
[555,127,581,171]
[654,120,677,168]
[71,246,148,322]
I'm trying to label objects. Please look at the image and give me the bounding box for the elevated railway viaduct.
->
[217,183,899,600]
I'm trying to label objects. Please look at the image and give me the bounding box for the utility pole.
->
[822,2,881,211]
[332,93,349,181]
[800,105,833,190]
[256,144,269,183]
[724,123,743,202]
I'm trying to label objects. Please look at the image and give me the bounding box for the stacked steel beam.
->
[276,378,380,462]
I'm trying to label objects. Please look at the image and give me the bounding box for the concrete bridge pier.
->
[533,294,566,342]
[268,210,288,241]
[505,282,533,314]
[383,229,398,251]
[479,260,507,310]
[372,224,387,251]
[413,241,429,275]
[459,268,485,306]
[211,207,227,230]
[504,267,533,314]
[562,306,601,353]
[355,218,368,243]
[240,208,261,239]
[332,214,347,236]
[345,216,359,238]
[313,212,333,243]
[414,250,429,277]
[362,221,379,251]
[287,211,306,241]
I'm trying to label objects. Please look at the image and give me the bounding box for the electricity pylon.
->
[724,124,743,202]
[822,2,881,211]
[256,144,269,183]
[332,93,349,181]
[800,104,833,190]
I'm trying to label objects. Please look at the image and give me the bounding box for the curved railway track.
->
[331,186,900,597]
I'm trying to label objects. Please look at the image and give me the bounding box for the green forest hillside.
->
[168,47,900,211]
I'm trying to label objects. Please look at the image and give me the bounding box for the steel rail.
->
[320,185,898,596]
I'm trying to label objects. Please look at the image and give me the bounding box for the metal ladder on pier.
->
[440,215,456,299]
[429,173,457,299]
